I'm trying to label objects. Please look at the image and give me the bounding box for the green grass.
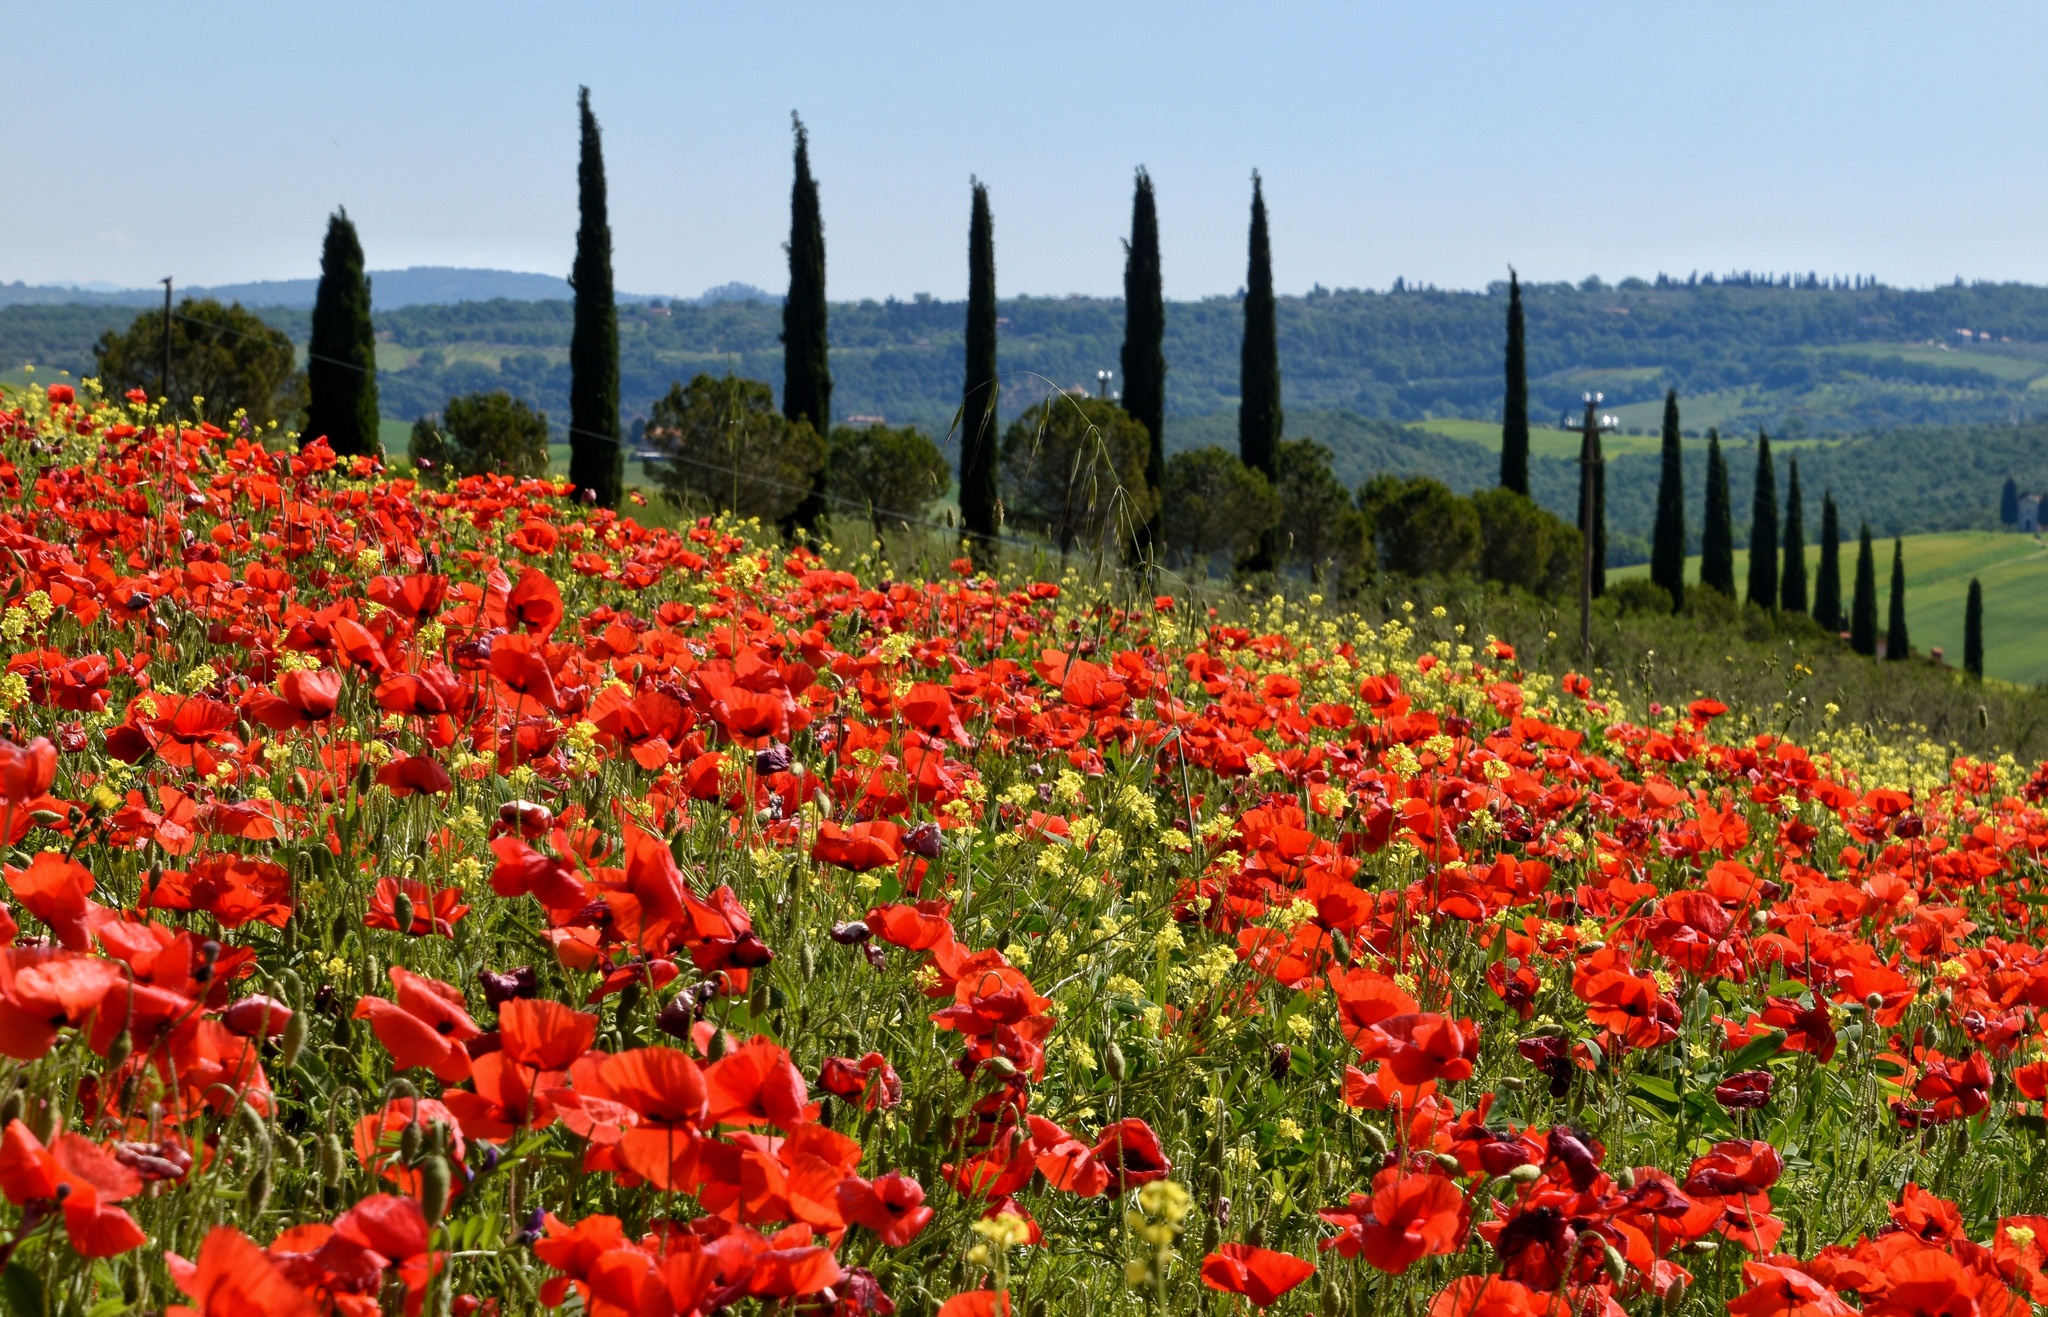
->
[1614,529,2048,684]
[1417,417,1660,458]
[1810,340,2048,383]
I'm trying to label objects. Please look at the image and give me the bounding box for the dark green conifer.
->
[782,113,831,532]
[1649,389,1684,610]
[958,181,1000,546]
[1239,173,1281,480]
[1814,493,1843,631]
[567,87,622,507]
[1964,577,1984,678]
[1886,537,1910,660]
[305,208,380,457]
[1850,523,1878,655]
[1500,270,1529,495]
[1746,432,1778,608]
[1121,168,1166,531]
[1780,457,1807,614]
[1700,429,1735,596]
[2002,477,2019,527]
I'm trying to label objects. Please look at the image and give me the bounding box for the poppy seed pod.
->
[419,1155,451,1222]
[1104,1042,1127,1083]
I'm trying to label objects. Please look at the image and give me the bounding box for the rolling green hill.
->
[1614,530,2048,684]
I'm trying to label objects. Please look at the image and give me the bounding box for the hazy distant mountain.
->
[0,268,773,311]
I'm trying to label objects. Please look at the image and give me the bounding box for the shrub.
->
[827,423,951,536]
[643,374,825,524]
[1471,486,1580,599]
[1359,474,1479,578]
[1275,438,1373,585]
[1158,446,1281,572]
[94,298,305,430]
[1604,577,1673,615]
[409,390,552,482]
[999,395,1155,557]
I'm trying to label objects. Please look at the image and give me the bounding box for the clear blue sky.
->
[6,2,2045,300]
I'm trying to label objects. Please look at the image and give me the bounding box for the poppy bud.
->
[829,920,871,945]
[390,890,415,935]
[400,1121,422,1164]
[904,821,943,859]
[419,1155,451,1223]
[1434,1153,1462,1176]
[1866,993,1884,1012]
[1104,1042,1127,1083]
[982,1055,1018,1079]
[1663,1278,1688,1314]
[0,1091,20,1127]
[1361,1123,1389,1155]
[479,967,538,1008]
[1603,1245,1627,1284]
[332,1009,355,1047]
[656,994,697,1042]
[1508,1163,1542,1184]
[1322,1283,1347,1317]
[104,1029,132,1068]
[1615,1166,1636,1190]
[706,1029,729,1062]
[225,995,294,1039]
[1317,1151,1333,1182]
[799,943,816,982]
[245,1164,272,1214]
[1245,1221,1265,1249]
[1328,929,1352,966]
[1500,1076,1525,1092]
[317,1133,344,1186]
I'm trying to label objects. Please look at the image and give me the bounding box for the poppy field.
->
[4,381,2048,1317]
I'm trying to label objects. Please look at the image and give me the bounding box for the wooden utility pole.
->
[159,277,173,407]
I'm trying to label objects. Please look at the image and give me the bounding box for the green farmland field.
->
[1616,530,2048,685]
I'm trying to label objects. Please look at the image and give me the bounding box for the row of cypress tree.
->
[1498,288,1993,675]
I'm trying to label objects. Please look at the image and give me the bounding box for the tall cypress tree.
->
[958,181,1000,546]
[1814,493,1843,631]
[2001,477,2019,527]
[1780,457,1807,614]
[1239,172,1281,480]
[1649,389,1684,610]
[1964,577,1984,678]
[1500,269,1529,495]
[782,113,831,532]
[1886,537,1910,660]
[1746,431,1778,608]
[1120,168,1166,520]
[1850,523,1878,655]
[1700,428,1735,596]
[567,87,622,507]
[305,208,380,457]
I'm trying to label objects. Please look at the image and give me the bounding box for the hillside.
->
[1612,529,2048,684]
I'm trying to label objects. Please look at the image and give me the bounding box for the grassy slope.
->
[1613,529,2048,684]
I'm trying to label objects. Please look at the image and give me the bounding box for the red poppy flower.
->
[598,1046,710,1189]
[0,737,56,807]
[813,820,904,872]
[1729,1260,1858,1317]
[364,875,471,937]
[143,853,293,929]
[507,566,564,636]
[243,669,343,731]
[1090,1118,1170,1192]
[838,1171,935,1246]
[1427,1276,1561,1317]
[705,1037,812,1129]
[818,1052,903,1111]
[5,851,99,950]
[488,835,590,915]
[1715,1070,1775,1111]
[167,1225,322,1317]
[375,753,453,797]
[937,1292,1011,1317]
[352,966,482,1082]
[0,1119,147,1257]
[1320,1169,1469,1273]
[1201,1243,1315,1308]
[499,997,598,1070]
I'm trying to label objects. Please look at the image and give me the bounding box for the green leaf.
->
[1722,1030,1788,1074]
[86,1298,127,1317]
[0,1262,45,1317]
[1633,1074,1682,1105]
